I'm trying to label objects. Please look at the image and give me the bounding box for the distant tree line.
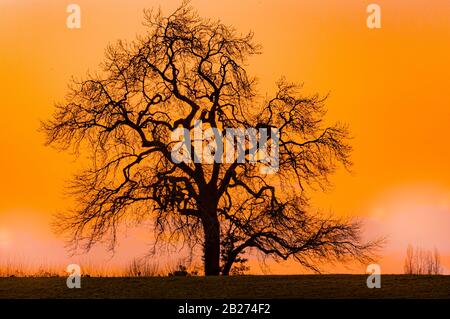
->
[404,244,442,275]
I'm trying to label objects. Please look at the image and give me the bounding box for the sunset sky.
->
[0,0,449,274]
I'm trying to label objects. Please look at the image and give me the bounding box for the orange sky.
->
[0,0,449,274]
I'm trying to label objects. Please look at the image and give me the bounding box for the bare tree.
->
[404,244,414,275]
[425,250,434,275]
[432,247,442,275]
[42,2,379,275]
[404,245,442,275]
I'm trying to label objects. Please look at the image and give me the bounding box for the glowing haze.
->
[0,0,449,273]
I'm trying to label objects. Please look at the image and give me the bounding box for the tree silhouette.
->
[43,2,378,275]
[404,244,442,275]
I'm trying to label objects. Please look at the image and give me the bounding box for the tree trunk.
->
[221,258,234,276]
[202,215,221,276]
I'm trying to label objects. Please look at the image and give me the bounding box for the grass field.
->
[0,275,449,299]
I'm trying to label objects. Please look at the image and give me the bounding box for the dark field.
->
[0,275,449,299]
